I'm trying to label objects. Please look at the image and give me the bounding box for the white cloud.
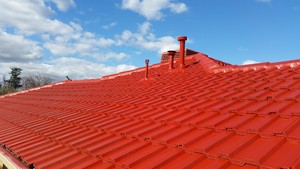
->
[102,22,118,29]
[0,0,185,82]
[138,22,151,35]
[90,52,128,61]
[0,0,75,36]
[48,57,136,80]
[0,0,181,60]
[47,0,76,12]
[43,20,179,63]
[96,38,115,47]
[256,0,272,3]
[119,30,133,41]
[168,2,188,13]
[43,41,75,56]
[0,31,42,62]
[121,0,188,20]
[242,60,259,65]
[43,32,116,58]
[115,22,179,54]
[155,36,179,53]
[69,22,83,32]
[0,0,127,62]
[0,58,136,81]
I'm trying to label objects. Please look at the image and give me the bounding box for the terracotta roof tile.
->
[1,52,300,168]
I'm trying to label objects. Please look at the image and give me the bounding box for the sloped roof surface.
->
[1,52,300,169]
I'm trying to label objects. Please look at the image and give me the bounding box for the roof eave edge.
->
[0,147,28,169]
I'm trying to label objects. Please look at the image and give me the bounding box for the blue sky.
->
[0,0,300,81]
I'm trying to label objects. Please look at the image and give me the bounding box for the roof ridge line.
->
[192,52,300,73]
[193,53,232,70]
[211,58,300,73]
[0,82,65,99]
[100,62,167,81]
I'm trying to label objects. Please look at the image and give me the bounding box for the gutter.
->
[0,147,29,169]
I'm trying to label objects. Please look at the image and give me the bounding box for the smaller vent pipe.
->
[145,59,149,79]
[168,50,176,69]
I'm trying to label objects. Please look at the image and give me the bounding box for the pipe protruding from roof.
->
[145,59,149,79]
[66,76,72,81]
[178,36,187,68]
[168,50,176,69]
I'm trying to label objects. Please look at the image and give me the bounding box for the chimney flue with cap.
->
[178,36,187,68]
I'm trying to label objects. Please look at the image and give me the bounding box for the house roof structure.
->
[1,37,300,169]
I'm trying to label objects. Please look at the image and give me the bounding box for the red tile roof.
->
[1,52,300,168]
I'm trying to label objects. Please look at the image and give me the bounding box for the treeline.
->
[0,67,52,95]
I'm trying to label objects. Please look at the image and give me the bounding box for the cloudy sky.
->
[0,0,300,81]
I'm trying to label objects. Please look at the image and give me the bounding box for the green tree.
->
[0,87,16,95]
[0,75,16,95]
[6,67,22,89]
